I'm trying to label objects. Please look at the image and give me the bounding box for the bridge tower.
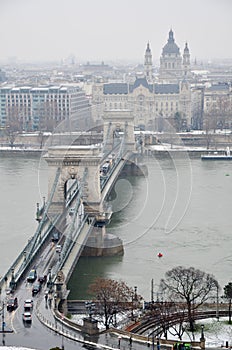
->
[102,110,135,152]
[44,145,102,217]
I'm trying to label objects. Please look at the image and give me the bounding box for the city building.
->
[91,29,200,131]
[203,82,232,129]
[159,29,191,83]
[0,85,90,131]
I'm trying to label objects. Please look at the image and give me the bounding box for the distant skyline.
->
[0,0,231,64]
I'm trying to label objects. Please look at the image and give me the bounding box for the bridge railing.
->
[55,214,90,275]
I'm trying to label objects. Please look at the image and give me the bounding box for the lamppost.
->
[134,286,137,301]
[200,324,205,349]
[47,268,52,291]
[200,324,205,340]
[118,335,121,349]
[9,268,16,292]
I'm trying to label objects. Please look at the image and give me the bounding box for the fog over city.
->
[0,0,231,63]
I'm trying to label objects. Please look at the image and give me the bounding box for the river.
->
[0,151,231,302]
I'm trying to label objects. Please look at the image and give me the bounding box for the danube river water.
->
[0,152,231,301]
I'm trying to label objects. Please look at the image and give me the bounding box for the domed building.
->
[91,29,202,131]
[159,29,190,83]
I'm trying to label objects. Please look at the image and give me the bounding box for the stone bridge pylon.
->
[44,145,103,217]
[102,109,135,152]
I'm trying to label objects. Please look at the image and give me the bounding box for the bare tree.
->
[159,266,219,332]
[5,111,21,147]
[224,282,232,324]
[88,278,142,329]
[168,302,188,341]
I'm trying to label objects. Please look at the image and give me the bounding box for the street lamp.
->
[200,324,205,342]
[134,286,137,301]
[10,268,16,292]
[118,335,121,349]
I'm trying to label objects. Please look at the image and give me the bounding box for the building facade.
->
[0,85,90,131]
[91,29,199,131]
[203,82,232,129]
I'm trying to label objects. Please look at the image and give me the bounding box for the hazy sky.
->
[0,0,231,63]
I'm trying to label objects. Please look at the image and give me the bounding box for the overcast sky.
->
[0,0,231,64]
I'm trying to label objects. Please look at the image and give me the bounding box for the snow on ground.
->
[165,318,232,348]
[192,318,232,348]
[72,314,232,348]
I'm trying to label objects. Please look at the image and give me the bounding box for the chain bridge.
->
[0,110,146,310]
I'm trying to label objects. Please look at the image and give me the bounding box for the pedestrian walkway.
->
[34,291,169,350]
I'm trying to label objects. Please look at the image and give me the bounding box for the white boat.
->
[201,147,232,160]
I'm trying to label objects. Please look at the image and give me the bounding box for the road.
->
[0,241,85,350]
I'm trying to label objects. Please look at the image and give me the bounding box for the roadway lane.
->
[1,241,84,349]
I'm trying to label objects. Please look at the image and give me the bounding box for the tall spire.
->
[144,41,153,81]
[183,42,190,77]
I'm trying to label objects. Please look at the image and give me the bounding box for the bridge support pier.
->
[82,225,124,257]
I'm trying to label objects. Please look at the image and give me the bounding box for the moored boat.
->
[201,147,232,160]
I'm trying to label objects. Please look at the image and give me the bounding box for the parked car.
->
[22,311,32,323]
[32,282,41,296]
[27,269,37,283]
[6,297,18,311]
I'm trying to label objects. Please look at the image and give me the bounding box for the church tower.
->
[159,29,182,83]
[183,42,191,78]
[144,42,153,81]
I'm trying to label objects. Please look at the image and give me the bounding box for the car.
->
[38,275,47,284]
[22,311,32,323]
[56,244,62,253]
[69,208,75,216]
[32,282,41,296]
[51,231,59,243]
[6,297,18,311]
[24,298,33,305]
[27,269,37,283]
[24,299,33,312]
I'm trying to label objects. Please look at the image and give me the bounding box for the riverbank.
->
[0,143,226,159]
[0,146,43,156]
[144,143,232,159]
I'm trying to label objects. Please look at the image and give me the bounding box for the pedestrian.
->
[157,339,160,350]
[129,336,132,346]
[48,296,52,307]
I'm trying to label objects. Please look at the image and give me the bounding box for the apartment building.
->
[0,85,90,131]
